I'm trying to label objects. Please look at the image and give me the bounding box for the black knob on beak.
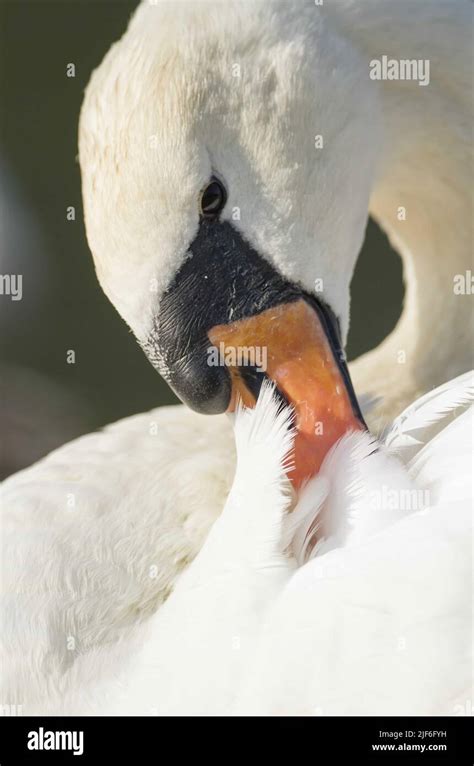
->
[143,219,301,414]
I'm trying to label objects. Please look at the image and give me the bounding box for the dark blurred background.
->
[0,0,403,478]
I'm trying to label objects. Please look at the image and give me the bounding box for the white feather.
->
[384,370,474,456]
[2,0,473,716]
[34,374,472,716]
[233,381,473,716]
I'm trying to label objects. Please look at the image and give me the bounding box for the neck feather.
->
[330,0,473,425]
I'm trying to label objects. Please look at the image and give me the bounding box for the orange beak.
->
[208,299,365,489]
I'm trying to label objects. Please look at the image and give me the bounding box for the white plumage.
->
[4,373,471,715]
[235,376,473,716]
[1,0,473,716]
[1,407,235,710]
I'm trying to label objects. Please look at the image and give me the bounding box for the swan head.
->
[79,1,381,486]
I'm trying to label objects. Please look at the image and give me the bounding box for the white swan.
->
[79,0,473,426]
[1,0,472,713]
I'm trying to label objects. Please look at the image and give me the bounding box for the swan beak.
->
[145,219,365,487]
[208,298,365,489]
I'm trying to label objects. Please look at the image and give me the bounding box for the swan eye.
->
[200,177,227,219]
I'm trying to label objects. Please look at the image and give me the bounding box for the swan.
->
[1,0,472,712]
[78,0,473,427]
[18,372,473,715]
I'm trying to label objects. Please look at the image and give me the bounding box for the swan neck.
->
[333,0,473,423]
